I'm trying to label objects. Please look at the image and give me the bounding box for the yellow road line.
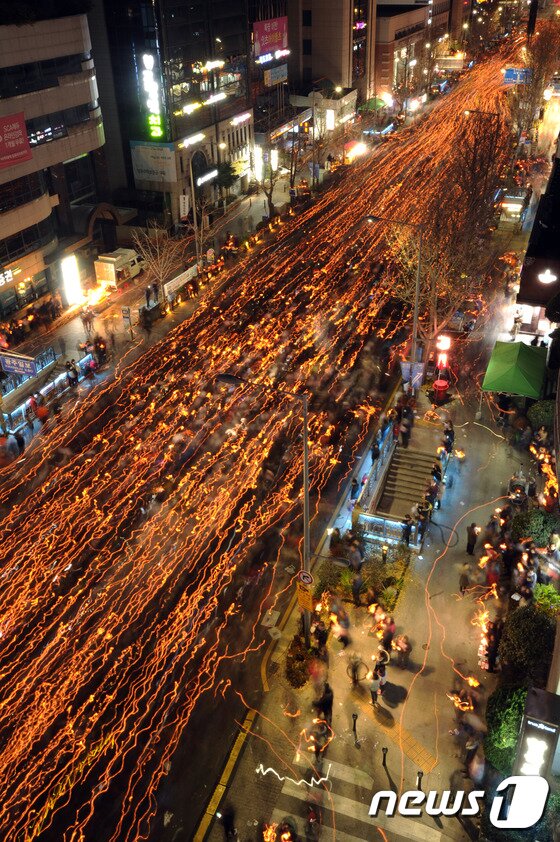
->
[193,709,256,842]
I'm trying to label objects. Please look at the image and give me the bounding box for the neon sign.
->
[142,54,164,139]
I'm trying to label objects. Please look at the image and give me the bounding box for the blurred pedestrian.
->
[348,651,362,686]
[350,477,359,500]
[459,563,470,595]
[334,607,351,650]
[394,634,412,668]
[370,669,381,707]
[12,431,25,455]
[352,571,363,607]
[145,286,152,307]
[381,616,396,651]
[400,416,411,448]
[313,682,334,724]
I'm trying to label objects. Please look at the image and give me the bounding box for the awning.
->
[482,341,547,398]
[358,97,387,112]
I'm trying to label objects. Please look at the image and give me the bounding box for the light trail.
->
[0,39,522,841]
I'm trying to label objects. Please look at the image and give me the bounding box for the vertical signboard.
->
[0,112,32,170]
[253,17,288,57]
[140,53,166,141]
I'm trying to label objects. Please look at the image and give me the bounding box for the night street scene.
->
[3,2,560,842]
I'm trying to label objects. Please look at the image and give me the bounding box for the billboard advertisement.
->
[253,17,288,57]
[264,64,288,87]
[0,112,32,170]
[130,141,177,185]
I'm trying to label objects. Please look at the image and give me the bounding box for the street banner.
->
[253,17,288,57]
[130,141,177,184]
[0,112,32,170]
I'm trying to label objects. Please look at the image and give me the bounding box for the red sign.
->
[0,112,32,170]
[253,16,288,57]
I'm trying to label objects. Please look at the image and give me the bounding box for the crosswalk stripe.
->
[271,800,444,842]
[270,808,372,842]
[272,754,448,842]
[292,755,374,789]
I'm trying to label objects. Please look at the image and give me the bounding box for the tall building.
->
[0,9,110,318]
[248,0,291,135]
[88,0,255,227]
[287,0,377,102]
[375,4,429,95]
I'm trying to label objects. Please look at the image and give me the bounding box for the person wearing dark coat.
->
[313,682,334,724]
[466,523,479,555]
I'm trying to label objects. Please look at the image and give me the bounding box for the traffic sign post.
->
[122,306,134,340]
[296,581,314,612]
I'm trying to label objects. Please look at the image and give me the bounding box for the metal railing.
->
[357,510,422,550]
[6,353,93,431]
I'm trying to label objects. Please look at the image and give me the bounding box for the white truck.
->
[94,249,146,287]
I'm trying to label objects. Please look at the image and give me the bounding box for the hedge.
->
[484,685,527,776]
[510,508,560,546]
[498,604,556,688]
[527,400,555,432]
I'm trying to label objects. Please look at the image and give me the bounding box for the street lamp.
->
[365,215,425,373]
[215,372,312,647]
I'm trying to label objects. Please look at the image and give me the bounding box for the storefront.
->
[0,261,53,320]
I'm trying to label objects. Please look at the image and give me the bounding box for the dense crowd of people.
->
[0,293,63,350]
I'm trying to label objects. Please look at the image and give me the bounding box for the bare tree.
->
[386,111,511,357]
[254,145,284,217]
[452,109,511,239]
[132,223,188,300]
[508,20,560,136]
[180,192,221,263]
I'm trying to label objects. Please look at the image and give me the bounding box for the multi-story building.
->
[0,10,109,318]
[88,0,255,227]
[375,4,429,96]
[287,0,377,102]
[248,0,291,135]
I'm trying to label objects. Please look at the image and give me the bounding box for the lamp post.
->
[365,214,425,373]
[216,373,312,647]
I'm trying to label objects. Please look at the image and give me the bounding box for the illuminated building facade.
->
[88,0,254,226]
[0,10,109,318]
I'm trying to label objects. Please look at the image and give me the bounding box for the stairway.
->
[377,446,436,519]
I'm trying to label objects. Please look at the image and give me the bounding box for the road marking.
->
[192,708,256,842]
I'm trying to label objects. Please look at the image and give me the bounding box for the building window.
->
[0,53,86,98]
[302,10,312,26]
[302,39,312,56]
[302,67,313,82]
[25,104,92,148]
[0,172,45,216]
[64,154,96,204]
[0,216,56,265]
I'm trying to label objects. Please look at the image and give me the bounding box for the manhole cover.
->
[422,643,430,651]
